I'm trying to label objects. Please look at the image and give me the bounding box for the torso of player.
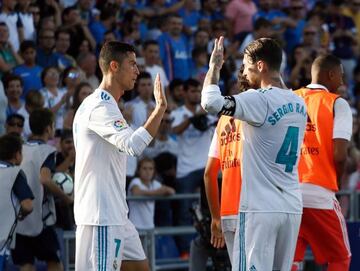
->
[216,116,242,217]
[239,88,306,214]
[73,89,128,226]
[294,88,338,191]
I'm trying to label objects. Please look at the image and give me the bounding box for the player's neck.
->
[99,76,124,102]
[261,72,287,89]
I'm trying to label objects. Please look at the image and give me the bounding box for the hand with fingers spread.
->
[153,73,167,110]
[210,218,225,248]
[209,36,225,71]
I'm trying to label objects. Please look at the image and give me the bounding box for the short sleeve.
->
[41,151,57,173]
[12,170,34,201]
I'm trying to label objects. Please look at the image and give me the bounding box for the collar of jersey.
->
[27,139,46,145]
[96,88,117,104]
[0,160,14,168]
[306,83,329,92]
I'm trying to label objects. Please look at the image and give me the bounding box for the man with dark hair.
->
[201,37,307,270]
[5,114,24,136]
[0,134,33,271]
[143,40,169,89]
[292,54,352,271]
[54,28,76,69]
[11,108,72,271]
[157,13,191,81]
[73,41,167,271]
[13,40,43,98]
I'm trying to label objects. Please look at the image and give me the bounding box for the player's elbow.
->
[201,95,220,114]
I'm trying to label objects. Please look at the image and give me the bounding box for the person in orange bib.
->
[292,54,352,271]
[203,71,249,262]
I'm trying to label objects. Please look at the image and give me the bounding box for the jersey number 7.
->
[275,126,299,173]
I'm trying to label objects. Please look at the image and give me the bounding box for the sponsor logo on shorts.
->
[249,265,257,271]
[113,119,127,131]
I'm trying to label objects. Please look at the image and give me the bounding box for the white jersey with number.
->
[73,89,153,226]
[202,85,307,214]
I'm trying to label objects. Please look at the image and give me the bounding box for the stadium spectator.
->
[63,82,93,130]
[61,66,83,105]
[225,0,257,37]
[289,44,314,89]
[61,6,95,58]
[0,0,22,51]
[4,75,24,117]
[89,6,117,48]
[168,78,184,109]
[0,22,23,79]
[16,0,36,42]
[191,47,209,83]
[178,0,201,35]
[143,40,169,89]
[327,0,358,83]
[55,28,76,70]
[5,114,24,137]
[13,40,43,99]
[39,66,68,131]
[128,157,175,230]
[158,13,191,81]
[18,90,44,139]
[28,3,40,31]
[76,52,99,89]
[36,28,60,68]
[283,0,307,54]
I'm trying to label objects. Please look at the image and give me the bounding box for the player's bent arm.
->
[88,105,153,156]
[333,98,353,186]
[12,170,34,219]
[204,156,221,220]
[40,167,73,205]
[201,84,268,125]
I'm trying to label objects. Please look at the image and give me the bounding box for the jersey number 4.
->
[275,126,299,173]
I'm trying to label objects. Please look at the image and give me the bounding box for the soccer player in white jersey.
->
[201,37,307,271]
[73,42,167,271]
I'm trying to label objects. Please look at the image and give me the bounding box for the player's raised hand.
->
[210,218,225,248]
[153,73,167,110]
[209,36,225,71]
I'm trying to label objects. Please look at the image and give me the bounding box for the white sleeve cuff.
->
[134,126,153,145]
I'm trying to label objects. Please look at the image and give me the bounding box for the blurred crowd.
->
[1,0,360,263]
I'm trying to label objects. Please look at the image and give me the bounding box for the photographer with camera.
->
[170,78,216,257]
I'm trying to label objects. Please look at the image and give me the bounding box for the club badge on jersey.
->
[113,119,127,131]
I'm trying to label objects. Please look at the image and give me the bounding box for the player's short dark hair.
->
[99,41,136,73]
[312,54,342,73]
[184,78,200,91]
[20,40,37,53]
[0,134,23,161]
[29,108,54,135]
[143,40,159,50]
[244,38,282,71]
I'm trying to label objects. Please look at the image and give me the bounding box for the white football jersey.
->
[73,89,153,226]
[203,85,307,214]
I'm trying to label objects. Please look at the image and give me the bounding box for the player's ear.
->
[109,60,119,72]
[257,60,266,73]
